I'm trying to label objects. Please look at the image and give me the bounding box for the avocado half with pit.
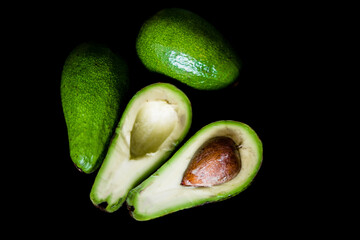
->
[90,83,192,212]
[126,120,263,221]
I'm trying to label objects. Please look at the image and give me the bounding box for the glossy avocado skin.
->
[136,8,241,90]
[61,42,129,173]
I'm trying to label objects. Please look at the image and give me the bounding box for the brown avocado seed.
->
[181,136,241,187]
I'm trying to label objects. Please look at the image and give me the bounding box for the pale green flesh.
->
[130,101,178,159]
[90,83,192,212]
[127,120,263,221]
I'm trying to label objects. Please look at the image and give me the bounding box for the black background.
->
[7,1,331,237]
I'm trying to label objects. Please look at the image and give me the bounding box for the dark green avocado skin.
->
[136,8,241,90]
[61,42,129,173]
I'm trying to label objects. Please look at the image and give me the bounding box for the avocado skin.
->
[136,8,241,90]
[61,42,129,173]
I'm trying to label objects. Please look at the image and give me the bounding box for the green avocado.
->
[90,83,192,212]
[61,42,129,173]
[127,120,262,221]
[136,8,241,90]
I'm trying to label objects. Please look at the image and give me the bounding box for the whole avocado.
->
[61,42,129,173]
[136,8,241,90]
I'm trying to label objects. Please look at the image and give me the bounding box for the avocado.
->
[127,120,262,221]
[136,8,241,90]
[90,83,192,212]
[61,42,129,173]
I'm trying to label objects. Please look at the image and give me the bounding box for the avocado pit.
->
[181,136,241,187]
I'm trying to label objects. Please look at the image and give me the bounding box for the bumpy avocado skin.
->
[136,8,241,90]
[61,42,129,173]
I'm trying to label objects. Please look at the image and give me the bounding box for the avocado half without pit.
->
[126,120,263,221]
[90,83,192,212]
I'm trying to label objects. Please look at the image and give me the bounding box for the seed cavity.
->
[130,100,177,159]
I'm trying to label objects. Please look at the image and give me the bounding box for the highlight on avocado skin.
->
[136,8,241,90]
[61,42,129,174]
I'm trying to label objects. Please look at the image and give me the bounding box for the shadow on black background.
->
[8,2,328,237]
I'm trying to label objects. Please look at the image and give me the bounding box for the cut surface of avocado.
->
[130,100,178,159]
[126,120,262,221]
[90,83,192,212]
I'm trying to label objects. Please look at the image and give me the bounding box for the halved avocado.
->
[126,120,263,221]
[90,83,192,212]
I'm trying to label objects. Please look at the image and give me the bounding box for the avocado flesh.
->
[130,100,177,159]
[127,121,263,221]
[61,42,129,173]
[136,8,241,90]
[90,83,192,212]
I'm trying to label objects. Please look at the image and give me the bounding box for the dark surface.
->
[10,2,324,237]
